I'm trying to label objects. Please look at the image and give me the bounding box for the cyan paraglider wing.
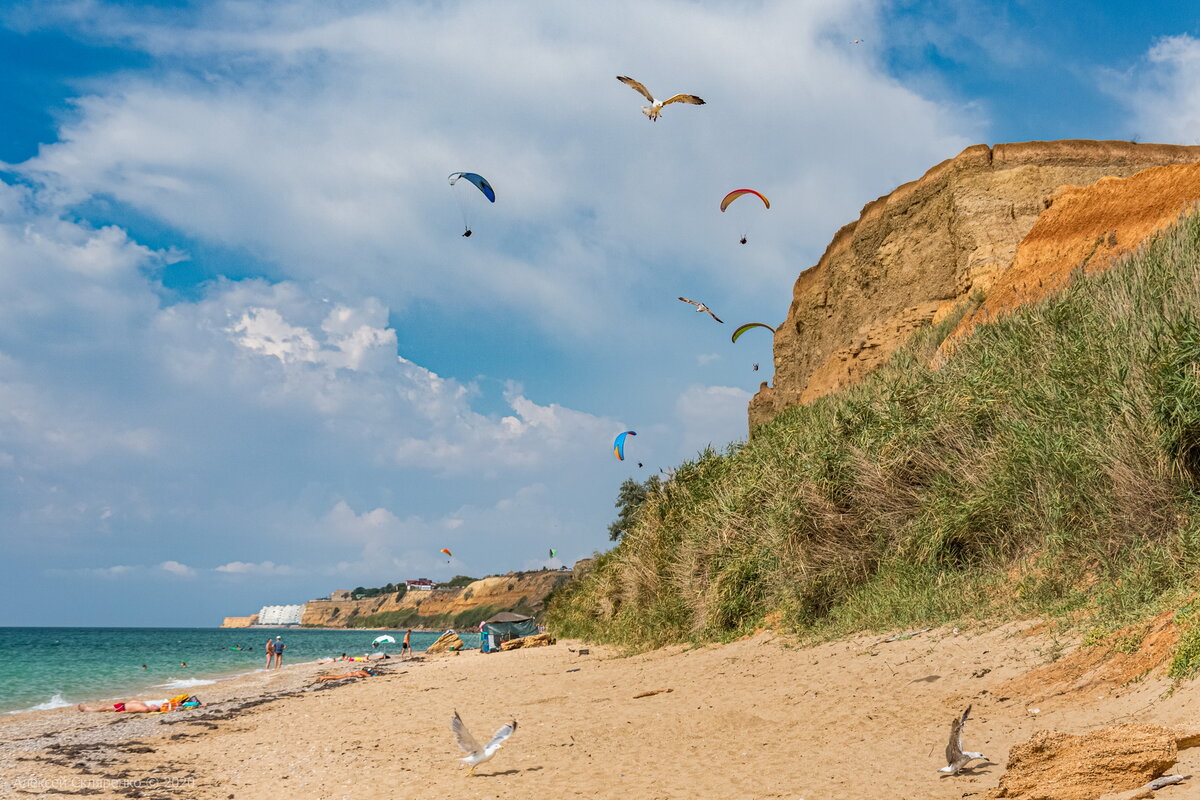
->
[613,430,637,461]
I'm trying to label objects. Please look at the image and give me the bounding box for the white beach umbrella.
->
[373,635,396,645]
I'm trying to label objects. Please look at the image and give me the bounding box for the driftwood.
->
[500,633,554,651]
[1100,774,1189,800]
[633,688,673,699]
[882,627,932,643]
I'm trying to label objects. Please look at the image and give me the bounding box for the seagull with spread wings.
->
[451,710,517,776]
[939,705,988,775]
[678,297,723,323]
[617,76,705,121]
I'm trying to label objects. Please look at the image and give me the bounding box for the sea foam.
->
[9,693,72,714]
[156,678,217,690]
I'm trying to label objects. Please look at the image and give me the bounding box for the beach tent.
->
[481,612,538,651]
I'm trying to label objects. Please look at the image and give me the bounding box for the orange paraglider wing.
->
[720,189,770,212]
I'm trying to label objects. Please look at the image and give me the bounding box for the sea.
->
[0,627,479,715]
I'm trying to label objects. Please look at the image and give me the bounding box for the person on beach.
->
[314,668,379,682]
[78,695,204,713]
[272,636,286,668]
[402,629,412,659]
[78,699,165,712]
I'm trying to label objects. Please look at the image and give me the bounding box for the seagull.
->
[939,705,987,775]
[678,297,723,323]
[851,39,864,44]
[452,710,517,776]
[617,76,705,121]
[752,363,759,371]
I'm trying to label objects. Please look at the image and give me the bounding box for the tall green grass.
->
[547,214,1200,649]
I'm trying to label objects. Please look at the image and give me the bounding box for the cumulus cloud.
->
[158,560,196,578]
[1110,35,1200,144]
[12,0,976,324]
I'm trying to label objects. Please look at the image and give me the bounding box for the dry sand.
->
[3,623,1200,800]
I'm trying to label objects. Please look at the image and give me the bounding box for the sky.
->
[2,0,1199,627]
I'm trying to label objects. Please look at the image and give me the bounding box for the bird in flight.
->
[752,363,759,371]
[851,39,864,44]
[617,76,705,121]
[678,297,723,323]
[452,711,517,776]
[939,705,988,775]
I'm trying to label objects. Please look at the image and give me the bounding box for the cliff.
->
[300,570,570,628]
[220,614,258,628]
[750,140,1200,429]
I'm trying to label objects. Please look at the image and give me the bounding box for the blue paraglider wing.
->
[448,172,496,203]
[613,430,637,461]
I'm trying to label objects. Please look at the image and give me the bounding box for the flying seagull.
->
[939,705,987,775]
[617,76,705,121]
[851,39,864,44]
[678,297,723,323]
[452,710,517,776]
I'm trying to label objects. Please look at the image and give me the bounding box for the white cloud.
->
[215,560,296,575]
[11,0,977,330]
[1110,35,1200,144]
[159,560,196,577]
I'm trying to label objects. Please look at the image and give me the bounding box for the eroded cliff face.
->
[300,570,570,628]
[750,140,1200,430]
[943,161,1200,351]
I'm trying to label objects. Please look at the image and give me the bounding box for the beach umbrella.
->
[373,635,396,645]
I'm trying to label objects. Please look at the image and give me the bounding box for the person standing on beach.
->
[402,629,412,659]
[265,637,275,669]
[273,636,286,668]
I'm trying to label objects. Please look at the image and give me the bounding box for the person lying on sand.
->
[314,668,380,683]
[77,695,204,713]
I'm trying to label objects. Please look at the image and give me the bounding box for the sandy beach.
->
[4,624,1200,800]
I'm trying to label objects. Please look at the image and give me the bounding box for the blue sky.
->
[2,0,1199,626]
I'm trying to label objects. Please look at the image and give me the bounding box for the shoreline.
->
[7,624,1200,799]
[0,628,479,717]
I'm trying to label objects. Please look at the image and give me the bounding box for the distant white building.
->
[406,579,435,591]
[257,604,304,625]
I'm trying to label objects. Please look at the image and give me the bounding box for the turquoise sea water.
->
[0,627,478,714]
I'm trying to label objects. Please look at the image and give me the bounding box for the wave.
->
[8,693,72,714]
[155,677,218,690]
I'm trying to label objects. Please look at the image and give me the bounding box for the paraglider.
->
[616,76,705,121]
[720,189,770,244]
[613,430,637,461]
[548,548,558,559]
[440,548,453,562]
[678,297,723,323]
[731,322,776,343]
[448,172,495,237]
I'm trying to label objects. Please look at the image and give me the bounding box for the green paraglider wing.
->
[731,322,776,343]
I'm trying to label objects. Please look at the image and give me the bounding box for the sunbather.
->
[314,668,379,683]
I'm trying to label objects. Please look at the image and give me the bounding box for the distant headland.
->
[220,565,581,630]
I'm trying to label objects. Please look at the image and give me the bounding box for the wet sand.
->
[4,625,1200,799]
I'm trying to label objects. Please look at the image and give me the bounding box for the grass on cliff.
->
[546,212,1200,649]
